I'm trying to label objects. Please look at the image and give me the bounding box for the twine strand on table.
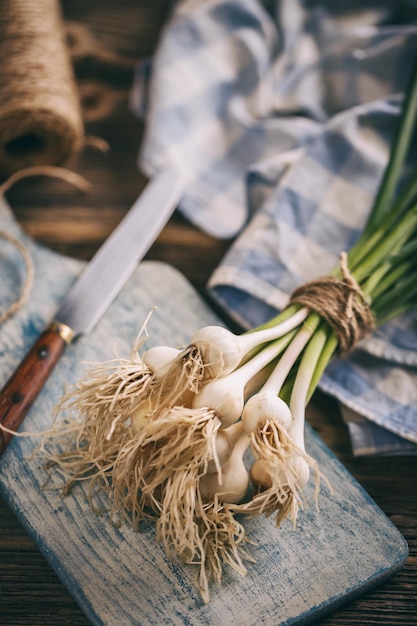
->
[0,164,93,324]
[0,230,34,325]
[0,165,91,196]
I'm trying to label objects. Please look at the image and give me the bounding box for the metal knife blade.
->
[0,165,185,455]
[56,166,184,336]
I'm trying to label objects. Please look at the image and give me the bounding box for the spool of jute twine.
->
[0,0,84,176]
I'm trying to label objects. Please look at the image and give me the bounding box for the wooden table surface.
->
[1,2,416,624]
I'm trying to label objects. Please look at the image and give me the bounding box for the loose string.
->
[0,165,91,195]
[0,230,34,324]
[0,165,92,324]
[290,252,375,353]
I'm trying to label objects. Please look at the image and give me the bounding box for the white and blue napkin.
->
[132,0,417,456]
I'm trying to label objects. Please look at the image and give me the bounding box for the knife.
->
[0,166,185,455]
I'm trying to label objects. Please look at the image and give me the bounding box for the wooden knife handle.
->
[0,322,74,456]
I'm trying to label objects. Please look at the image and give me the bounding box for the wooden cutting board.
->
[0,196,408,626]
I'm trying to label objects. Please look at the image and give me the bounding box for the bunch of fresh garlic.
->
[38,59,417,602]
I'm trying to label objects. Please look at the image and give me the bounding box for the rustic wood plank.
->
[0,238,410,625]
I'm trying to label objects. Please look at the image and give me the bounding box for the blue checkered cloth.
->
[132,0,417,455]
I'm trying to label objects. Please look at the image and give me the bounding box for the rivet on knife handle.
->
[0,322,74,455]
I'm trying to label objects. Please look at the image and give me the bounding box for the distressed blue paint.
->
[0,197,408,625]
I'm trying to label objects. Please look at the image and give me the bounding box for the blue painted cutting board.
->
[0,196,408,625]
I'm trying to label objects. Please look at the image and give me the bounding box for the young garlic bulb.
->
[241,391,311,513]
[131,397,152,433]
[231,337,314,525]
[142,345,181,375]
[241,392,292,435]
[249,455,310,494]
[249,458,272,490]
[193,339,292,427]
[199,423,250,504]
[191,308,308,377]
[192,374,244,428]
[206,421,243,474]
[240,319,319,505]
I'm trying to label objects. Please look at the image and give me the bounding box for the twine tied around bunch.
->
[290,252,375,354]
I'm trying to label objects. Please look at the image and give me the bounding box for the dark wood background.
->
[1,1,416,624]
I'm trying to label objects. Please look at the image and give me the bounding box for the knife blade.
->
[0,166,185,455]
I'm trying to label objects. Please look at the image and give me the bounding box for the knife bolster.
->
[48,321,75,344]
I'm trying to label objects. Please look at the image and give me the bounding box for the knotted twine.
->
[0,0,84,175]
[290,252,375,354]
